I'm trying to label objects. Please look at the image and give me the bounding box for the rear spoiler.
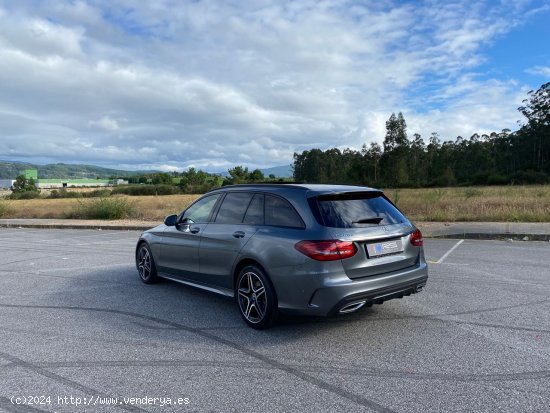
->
[313,190,384,201]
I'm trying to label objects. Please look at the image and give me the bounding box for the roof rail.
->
[206,183,307,192]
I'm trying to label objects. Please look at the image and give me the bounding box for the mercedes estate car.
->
[136,184,428,329]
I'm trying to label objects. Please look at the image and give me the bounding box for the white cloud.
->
[0,1,547,171]
[90,116,120,131]
[405,81,528,141]
[526,66,550,77]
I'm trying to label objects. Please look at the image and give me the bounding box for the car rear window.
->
[315,192,407,228]
[243,194,264,225]
[215,192,254,224]
[265,195,305,228]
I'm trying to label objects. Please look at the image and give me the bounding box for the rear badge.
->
[333,233,353,239]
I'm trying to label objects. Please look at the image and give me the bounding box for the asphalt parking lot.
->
[0,229,549,413]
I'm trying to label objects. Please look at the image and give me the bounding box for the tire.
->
[136,243,159,284]
[236,265,278,329]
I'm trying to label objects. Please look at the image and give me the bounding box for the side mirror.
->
[164,214,178,226]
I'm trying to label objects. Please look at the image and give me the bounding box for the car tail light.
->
[295,240,357,261]
[410,229,423,247]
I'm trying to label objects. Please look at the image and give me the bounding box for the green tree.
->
[293,149,328,183]
[249,169,265,182]
[381,112,410,186]
[518,82,550,173]
[179,168,205,192]
[226,166,250,184]
[362,142,382,185]
[12,175,39,193]
[409,133,426,186]
[383,112,408,151]
[290,85,550,187]
[222,166,266,185]
[151,173,173,185]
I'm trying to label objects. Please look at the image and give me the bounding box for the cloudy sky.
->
[0,0,549,172]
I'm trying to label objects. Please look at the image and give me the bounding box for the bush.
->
[180,183,219,194]
[111,184,180,196]
[66,197,136,220]
[470,172,490,186]
[48,189,83,199]
[0,201,10,217]
[47,189,112,199]
[510,170,549,185]
[83,189,112,198]
[487,174,509,185]
[8,191,41,200]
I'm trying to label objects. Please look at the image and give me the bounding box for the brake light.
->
[295,240,357,261]
[410,229,423,247]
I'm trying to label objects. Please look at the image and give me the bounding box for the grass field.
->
[386,186,550,222]
[0,195,199,221]
[0,186,549,222]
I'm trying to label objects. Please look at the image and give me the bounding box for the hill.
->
[260,165,293,178]
[214,165,293,178]
[0,160,294,180]
[0,161,146,179]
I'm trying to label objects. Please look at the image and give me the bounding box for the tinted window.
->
[181,194,221,223]
[317,192,407,228]
[265,195,304,228]
[215,192,253,224]
[243,194,264,225]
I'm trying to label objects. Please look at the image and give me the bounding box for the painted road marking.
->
[434,239,464,264]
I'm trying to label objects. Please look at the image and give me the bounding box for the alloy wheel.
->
[237,271,267,324]
[137,246,152,281]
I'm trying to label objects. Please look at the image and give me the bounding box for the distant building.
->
[22,169,38,180]
[36,179,128,189]
[0,170,37,188]
[1,168,128,189]
[0,179,15,189]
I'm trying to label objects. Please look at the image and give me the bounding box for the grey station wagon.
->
[136,184,428,329]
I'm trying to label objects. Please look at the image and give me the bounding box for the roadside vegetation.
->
[65,197,137,220]
[385,186,550,222]
[1,186,549,222]
[7,175,41,199]
[0,195,198,221]
[294,82,550,187]
[0,200,10,218]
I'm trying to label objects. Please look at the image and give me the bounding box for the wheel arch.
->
[233,258,266,289]
[233,258,278,306]
[136,231,161,259]
[135,238,147,252]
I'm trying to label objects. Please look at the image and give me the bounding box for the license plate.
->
[366,239,403,258]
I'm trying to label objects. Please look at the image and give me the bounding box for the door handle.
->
[190,227,200,234]
[233,231,245,238]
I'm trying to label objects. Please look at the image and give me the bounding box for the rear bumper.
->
[324,275,428,316]
[277,261,428,317]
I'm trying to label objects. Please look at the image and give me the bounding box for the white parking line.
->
[436,239,464,264]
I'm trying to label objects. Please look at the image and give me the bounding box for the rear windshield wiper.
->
[352,217,384,225]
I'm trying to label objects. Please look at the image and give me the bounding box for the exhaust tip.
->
[339,301,367,314]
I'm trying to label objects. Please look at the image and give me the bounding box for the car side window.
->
[215,192,254,224]
[181,194,221,223]
[265,195,305,228]
[243,194,264,225]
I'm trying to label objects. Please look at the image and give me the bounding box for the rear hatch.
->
[309,191,419,279]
